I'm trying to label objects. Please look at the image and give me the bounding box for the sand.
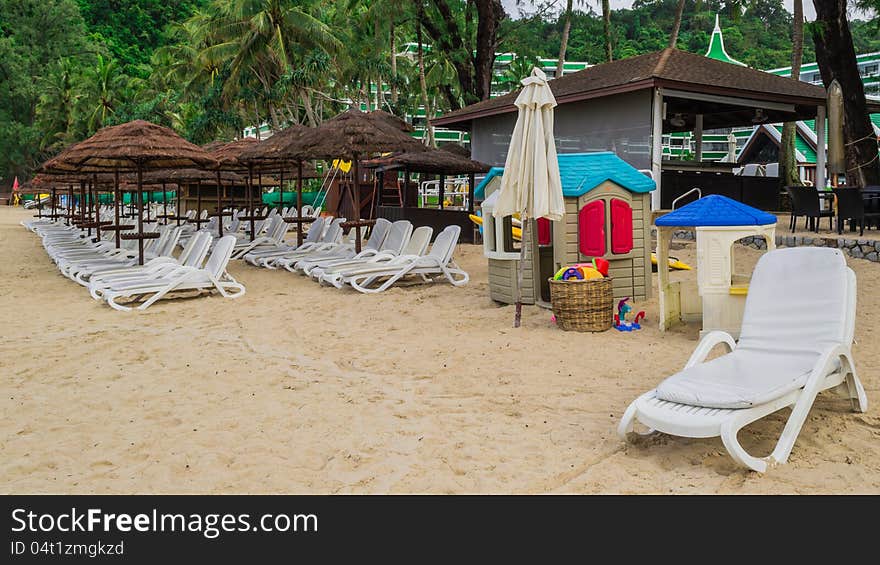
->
[2,206,879,494]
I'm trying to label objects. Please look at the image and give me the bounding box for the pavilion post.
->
[694,114,704,162]
[66,184,73,226]
[439,174,446,210]
[279,166,285,213]
[816,105,826,189]
[79,180,86,232]
[162,180,168,224]
[651,87,664,211]
[175,181,182,226]
[297,160,304,246]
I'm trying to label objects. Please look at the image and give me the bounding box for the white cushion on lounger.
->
[657,247,849,409]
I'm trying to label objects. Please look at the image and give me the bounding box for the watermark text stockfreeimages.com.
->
[11,507,318,539]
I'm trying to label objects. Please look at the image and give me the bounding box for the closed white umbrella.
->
[493,67,565,327]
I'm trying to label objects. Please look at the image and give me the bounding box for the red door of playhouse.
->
[536,217,551,246]
[610,198,633,254]
[578,200,605,257]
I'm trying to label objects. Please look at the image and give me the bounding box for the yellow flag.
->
[332,159,352,173]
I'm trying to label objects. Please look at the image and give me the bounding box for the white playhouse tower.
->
[656,195,777,338]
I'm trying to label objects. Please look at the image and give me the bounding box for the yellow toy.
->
[651,252,692,270]
[470,214,521,241]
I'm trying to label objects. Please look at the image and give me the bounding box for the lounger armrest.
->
[684,331,737,369]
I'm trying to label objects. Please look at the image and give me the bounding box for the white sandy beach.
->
[1,206,879,494]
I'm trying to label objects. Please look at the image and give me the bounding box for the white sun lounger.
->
[294,218,398,276]
[307,220,411,279]
[618,247,867,472]
[242,216,328,267]
[344,225,468,293]
[231,215,290,259]
[99,235,245,311]
[318,225,433,288]
[87,231,213,298]
[262,218,345,269]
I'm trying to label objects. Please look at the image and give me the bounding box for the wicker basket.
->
[548,276,614,332]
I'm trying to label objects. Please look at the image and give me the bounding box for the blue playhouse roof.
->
[474,152,656,200]
[655,194,777,227]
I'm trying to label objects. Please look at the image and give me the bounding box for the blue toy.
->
[614,298,645,332]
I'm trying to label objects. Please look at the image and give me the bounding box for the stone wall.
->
[656,228,880,263]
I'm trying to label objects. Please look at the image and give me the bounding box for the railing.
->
[672,187,702,210]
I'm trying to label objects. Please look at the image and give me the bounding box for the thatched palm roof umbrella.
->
[367,109,415,133]
[41,120,217,264]
[237,125,321,244]
[203,138,264,237]
[288,108,428,221]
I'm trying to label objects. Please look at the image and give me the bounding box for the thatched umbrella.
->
[238,125,320,244]
[367,109,414,133]
[41,120,217,264]
[288,108,428,221]
[201,139,261,237]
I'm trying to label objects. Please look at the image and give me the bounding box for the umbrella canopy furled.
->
[494,67,564,222]
[43,120,217,171]
[493,67,565,328]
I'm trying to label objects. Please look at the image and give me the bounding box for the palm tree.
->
[601,0,612,61]
[668,0,686,48]
[779,0,803,188]
[37,59,80,151]
[82,55,128,132]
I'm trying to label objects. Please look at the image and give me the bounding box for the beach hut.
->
[655,194,777,337]
[474,152,656,305]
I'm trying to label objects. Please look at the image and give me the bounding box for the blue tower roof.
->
[474,152,655,200]
[655,194,777,227]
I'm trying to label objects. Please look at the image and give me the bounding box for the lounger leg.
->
[617,397,656,439]
[720,419,769,473]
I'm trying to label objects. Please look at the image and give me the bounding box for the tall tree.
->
[811,0,880,187]
[416,3,435,146]
[669,0,686,48]
[602,0,612,61]
[420,0,505,108]
[779,0,804,188]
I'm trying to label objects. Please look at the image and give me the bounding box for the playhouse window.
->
[610,198,634,254]
[578,200,606,257]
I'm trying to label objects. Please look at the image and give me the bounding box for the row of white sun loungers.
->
[24,209,245,311]
[241,217,469,293]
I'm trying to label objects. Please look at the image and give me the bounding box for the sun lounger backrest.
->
[178,231,208,266]
[402,226,433,256]
[304,217,326,244]
[426,225,461,262]
[365,218,392,252]
[158,227,182,257]
[322,219,345,243]
[738,247,851,356]
[378,220,412,254]
[204,235,236,278]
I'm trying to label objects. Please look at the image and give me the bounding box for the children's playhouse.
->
[474,152,656,306]
[655,195,777,338]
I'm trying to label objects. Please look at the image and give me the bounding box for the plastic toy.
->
[614,297,646,332]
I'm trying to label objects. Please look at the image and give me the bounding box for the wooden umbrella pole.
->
[93,173,102,241]
[247,165,255,242]
[114,170,121,249]
[279,166,284,213]
[352,152,360,221]
[78,180,86,233]
[137,164,145,265]
[67,184,73,226]
[175,180,182,226]
[297,160,304,246]
[162,180,168,224]
[514,216,527,328]
[196,178,202,226]
[216,170,224,238]
[254,170,262,242]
